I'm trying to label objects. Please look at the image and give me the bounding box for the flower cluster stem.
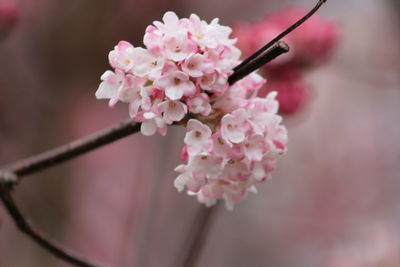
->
[181,203,220,267]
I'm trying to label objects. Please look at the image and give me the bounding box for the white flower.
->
[182,53,212,78]
[96,70,144,109]
[95,70,123,105]
[186,93,211,115]
[174,165,206,193]
[129,47,165,79]
[242,135,267,161]
[187,153,223,180]
[153,11,185,35]
[155,69,196,100]
[184,119,213,156]
[163,32,197,62]
[108,41,136,72]
[220,108,250,144]
[158,100,187,124]
[133,102,167,136]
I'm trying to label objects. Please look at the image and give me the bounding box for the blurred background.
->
[1,0,400,266]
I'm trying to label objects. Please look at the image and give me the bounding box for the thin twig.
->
[181,203,221,267]
[0,120,140,266]
[4,119,140,180]
[228,41,289,85]
[0,181,105,267]
[233,0,327,73]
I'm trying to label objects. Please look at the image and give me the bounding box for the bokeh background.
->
[1,0,400,266]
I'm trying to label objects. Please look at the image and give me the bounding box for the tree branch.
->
[229,41,289,85]
[233,0,327,73]
[0,120,141,266]
[3,119,140,181]
[0,180,105,267]
[181,203,221,267]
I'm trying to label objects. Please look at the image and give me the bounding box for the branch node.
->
[0,170,17,189]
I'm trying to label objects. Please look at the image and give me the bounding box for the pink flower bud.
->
[263,7,340,65]
[232,7,340,66]
[0,2,18,38]
[180,146,188,163]
[260,77,310,115]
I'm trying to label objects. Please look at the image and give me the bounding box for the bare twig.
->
[233,0,327,73]
[0,120,140,266]
[4,119,140,180]
[181,203,221,267]
[0,180,105,267]
[229,41,289,85]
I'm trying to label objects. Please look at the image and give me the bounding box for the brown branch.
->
[233,0,327,73]
[229,41,289,85]
[181,203,221,267]
[0,180,105,267]
[0,120,140,266]
[3,119,140,180]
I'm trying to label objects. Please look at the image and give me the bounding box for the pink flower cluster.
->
[96,11,241,135]
[96,11,288,209]
[175,89,287,210]
[233,7,339,114]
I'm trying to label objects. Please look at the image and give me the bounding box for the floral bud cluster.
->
[96,11,241,136]
[175,89,287,210]
[233,7,339,114]
[96,12,288,209]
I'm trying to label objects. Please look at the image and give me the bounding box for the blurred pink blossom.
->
[0,1,18,38]
[261,8,339,65]
[322,223,400,267]
[259,66,311,114]
[232,7,339,115]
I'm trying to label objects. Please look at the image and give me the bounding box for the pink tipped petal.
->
[141,120,157,136]
[165,86,183,100]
